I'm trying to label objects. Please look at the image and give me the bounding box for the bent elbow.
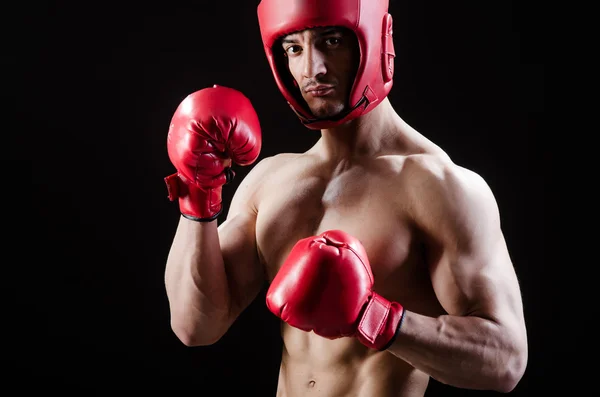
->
[495,346,528,393]
[170,319,223,347]
[172,328,216,347]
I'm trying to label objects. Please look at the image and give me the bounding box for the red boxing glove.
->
[266,230,405,351]
[164,85,261,221]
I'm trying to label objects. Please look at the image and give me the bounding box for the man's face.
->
[281,26,359,119]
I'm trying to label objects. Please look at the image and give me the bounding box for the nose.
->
[301,45,327,79]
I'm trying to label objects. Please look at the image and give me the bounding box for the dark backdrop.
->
[15,0,549,395]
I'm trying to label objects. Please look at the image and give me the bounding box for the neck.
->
[311,97,401,161]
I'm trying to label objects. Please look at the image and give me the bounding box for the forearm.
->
[386,310,526,392]
[165,216,232,345]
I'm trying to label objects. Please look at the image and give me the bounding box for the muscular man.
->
[163,0,528,395]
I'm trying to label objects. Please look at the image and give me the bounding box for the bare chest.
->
[255,165,429,303]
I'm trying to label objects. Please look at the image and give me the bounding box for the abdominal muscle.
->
[275,324,429,397]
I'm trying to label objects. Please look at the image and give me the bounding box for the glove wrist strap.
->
[164,173,222,221]
[357,292,405,351]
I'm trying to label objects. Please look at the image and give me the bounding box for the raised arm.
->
[387,155,528,392]
[163,86,266,346]
[165,158,271,346]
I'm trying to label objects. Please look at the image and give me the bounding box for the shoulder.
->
[400,154,501,236]
[403,154,489,193]
[229,152,301,208]
[241,152,300,179]
[240,152,302,187]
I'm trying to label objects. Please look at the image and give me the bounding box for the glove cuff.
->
[164,173,222,221]
[357,292,405,351]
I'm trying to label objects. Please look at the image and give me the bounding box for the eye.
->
[285,45,302,56]
[325,37,342,46]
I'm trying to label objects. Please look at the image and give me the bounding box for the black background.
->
[15,0,550,395]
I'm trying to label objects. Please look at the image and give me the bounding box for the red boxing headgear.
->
[257,0,395,130]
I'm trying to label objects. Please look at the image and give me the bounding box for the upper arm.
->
[407,157,526,332]
[217,156,274,318]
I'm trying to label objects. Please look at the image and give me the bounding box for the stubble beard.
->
[306,98,346,119]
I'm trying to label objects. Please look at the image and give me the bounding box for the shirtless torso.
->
[218,118,454,396]
[165,95,527,396]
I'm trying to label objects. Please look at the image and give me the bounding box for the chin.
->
[307,100,346,119]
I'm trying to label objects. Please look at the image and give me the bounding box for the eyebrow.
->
[281,27,344,44]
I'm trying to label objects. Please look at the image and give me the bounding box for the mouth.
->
[305,86,335,97]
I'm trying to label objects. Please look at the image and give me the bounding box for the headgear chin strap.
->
[257,0,395,130]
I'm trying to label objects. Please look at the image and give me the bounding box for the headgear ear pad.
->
[257,0,395,130]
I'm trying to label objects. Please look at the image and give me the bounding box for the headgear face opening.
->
[257,0,395,130]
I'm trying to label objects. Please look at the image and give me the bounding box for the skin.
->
[280,26,359,118]
[165,26,528,397]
